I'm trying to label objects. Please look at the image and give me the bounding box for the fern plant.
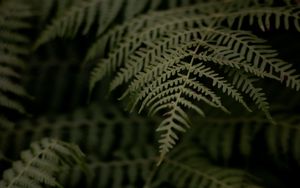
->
[191,110,300,164]
[0,138,85,188]
[1,0,300,187]
[153,145,264,188]
[0,103,265,188]
[88,0,300,161]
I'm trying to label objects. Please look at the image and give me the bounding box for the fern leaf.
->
[0,92,25,114]
[196,115,265,162]
[228,70,273,123]
[207,28,300,90]
[58,147,157,188]
[88,0,300,162]
[0,103,158,161]
[35,0,169,48]
[0,66,20,78]
[36,0,175,49]
[0,138,85,188]
[0,0,32,127]
[0,78,28,97]
[156,106,192,164]
[86,2,300,64]
[0,116,14,129]
[0,54,25,69]
[220,5,300,31]
[30,0,81,23]
[108,30,205,92]
[34,0,102,47]
[0,103,159,188]
[194,112,300,164]
[191,63,251,111]
[84,1,222,63]
[265,114,300,164]
[156,145,263,188]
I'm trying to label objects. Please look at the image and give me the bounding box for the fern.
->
[0,138,85,188]
[59,144,263,188]
[89,0,300,161]
[0,102,158,161]
[34,0,218,50]
[1,103,267,187]
[265,113,300,164]
[59,147,157,188]
[152,145,263,188]
[0,0,32,128]
[86,0,300,64]
[35,0,156,47]
[34,0,102,47]
[0,103,159,187]
[218,67,274,123]
[27,0,80,23]
[194,112,300,165]
[0,0,299,187]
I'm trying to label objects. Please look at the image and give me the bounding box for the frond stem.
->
[158,43,201,165]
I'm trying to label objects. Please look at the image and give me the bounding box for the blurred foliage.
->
[0,0,300,187]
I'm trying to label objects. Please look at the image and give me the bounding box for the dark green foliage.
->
[0,138,85,188]
[193,112,300,164]
[0,0,32,128]
[154,146,263,188]
[0,0,300,187]
[0,103,263,187]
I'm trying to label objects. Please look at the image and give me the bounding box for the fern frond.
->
[194,112,300,164]
[35,0,222,52]
[0,92,26,114]
[196,114,265,162]
[155,105,192,164]
[0,103,158,161]
[35,0,159,48]
[0,116,14,129]
[34,0,99,46]
[59,147,157,188]
[0,138,85,188]
[0,0,32,128]
[207,28,300,90]
[29,0,82,23]
[191,63,251,111]
[0,66,20,78]
[223,68,273,122]
[117,42,253,161]
[154,146,263,188]
[119,42,246,161]
[84,1,223,63]
[86,1,300,64]
[0,102,160,187]
[265,114,300,164]
[89,4,300,88]
[223,5,300,31]
[0,78,28,97]
[0,54,25,69]
[89,1,300,160]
